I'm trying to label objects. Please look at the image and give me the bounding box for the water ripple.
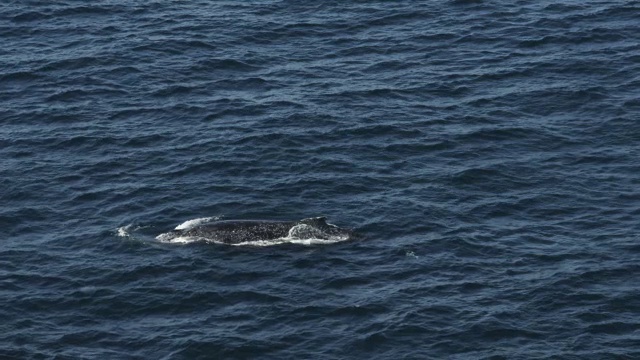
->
[2,0,639,358]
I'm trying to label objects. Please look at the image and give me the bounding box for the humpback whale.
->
[156,217,354,245]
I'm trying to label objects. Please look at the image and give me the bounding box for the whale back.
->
[295,217,354,239]
[297,217,329,228]
[181,220,293,243]
[159,216,354,244]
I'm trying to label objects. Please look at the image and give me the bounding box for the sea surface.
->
[2,0,640,358]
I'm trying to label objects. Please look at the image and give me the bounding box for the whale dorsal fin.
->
[299,217,328,227]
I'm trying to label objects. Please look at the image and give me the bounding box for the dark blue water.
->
[2,0,640,358]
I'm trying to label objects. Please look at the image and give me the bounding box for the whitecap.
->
[116,224,135,238]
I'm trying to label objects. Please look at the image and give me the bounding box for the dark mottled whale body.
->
[161,217,353,244]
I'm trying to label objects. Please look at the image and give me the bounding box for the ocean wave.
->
[3,0,640,357]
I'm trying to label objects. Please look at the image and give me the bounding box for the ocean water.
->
[2,0,640,358]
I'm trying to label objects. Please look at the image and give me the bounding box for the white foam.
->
[174,216,220,230]
[117,224,134,238]
[156,235,209,244]
[231,237,347,247]
[405,250,418,258]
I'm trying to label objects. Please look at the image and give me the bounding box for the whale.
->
[156,217,355,244]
